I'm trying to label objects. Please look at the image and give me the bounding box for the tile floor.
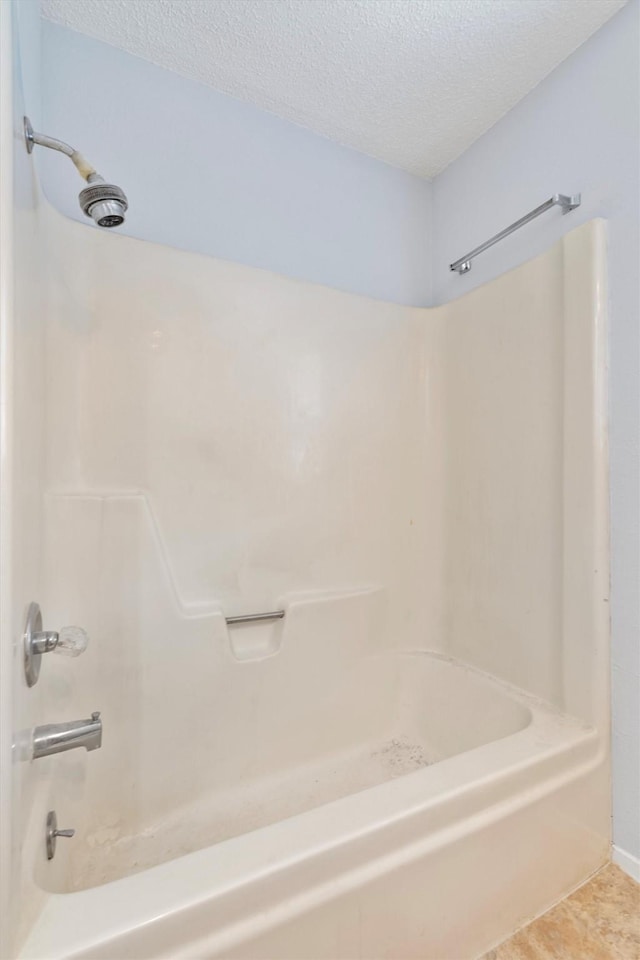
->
[481,863,639,960]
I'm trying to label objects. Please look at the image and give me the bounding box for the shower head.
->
[78,177,128,229]
[24,116,128,230]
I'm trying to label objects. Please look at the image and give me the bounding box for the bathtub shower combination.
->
[2,179,610,960]
[1,29,610,954]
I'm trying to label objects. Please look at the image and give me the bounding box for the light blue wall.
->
[39,21,431,306]
[433,0,639,863]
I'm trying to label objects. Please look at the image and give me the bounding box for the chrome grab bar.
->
[225,610,285,626]
[449,193,581,274]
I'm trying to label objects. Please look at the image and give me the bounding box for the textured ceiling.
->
[41,0,627,178]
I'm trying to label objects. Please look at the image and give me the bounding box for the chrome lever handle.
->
[46,811,75,860]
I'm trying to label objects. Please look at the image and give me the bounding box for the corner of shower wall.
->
[412,301,449,653]
[440,221,609,734]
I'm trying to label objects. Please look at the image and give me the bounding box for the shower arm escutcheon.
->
[23,116,128,228]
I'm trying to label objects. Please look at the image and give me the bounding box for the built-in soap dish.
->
[226,609,285,662]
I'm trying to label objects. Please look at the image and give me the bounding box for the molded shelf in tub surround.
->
[225,588,384,662]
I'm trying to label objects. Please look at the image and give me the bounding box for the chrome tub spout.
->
[32,712,102,759]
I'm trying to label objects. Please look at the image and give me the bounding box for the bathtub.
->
[19,651,608,960]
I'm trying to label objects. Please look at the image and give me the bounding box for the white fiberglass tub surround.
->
[14,210,608,960]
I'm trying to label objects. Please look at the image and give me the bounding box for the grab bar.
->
[225,610,285,626]
[449,193,581,274]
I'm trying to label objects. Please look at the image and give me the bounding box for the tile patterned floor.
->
[481,863,640,960]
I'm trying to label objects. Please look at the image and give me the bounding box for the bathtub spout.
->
[32,712,102,759]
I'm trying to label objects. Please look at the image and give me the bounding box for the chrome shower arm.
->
[25,128,75,158]
[24,116,98,182]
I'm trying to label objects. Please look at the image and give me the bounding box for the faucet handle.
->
[54,625,89,657]
[24,603,90,686]
[46,810,75,860]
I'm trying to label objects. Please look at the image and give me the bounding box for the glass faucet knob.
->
[55,625,89,657]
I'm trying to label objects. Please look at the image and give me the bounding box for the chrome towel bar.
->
[449,193,581,275]
[225,610,285,626]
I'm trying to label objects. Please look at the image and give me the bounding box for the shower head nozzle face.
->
[88,199,126,228]
[79,181,128,229]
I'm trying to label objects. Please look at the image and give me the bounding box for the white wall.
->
[39,21,432,306]
[433,0,639,863]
